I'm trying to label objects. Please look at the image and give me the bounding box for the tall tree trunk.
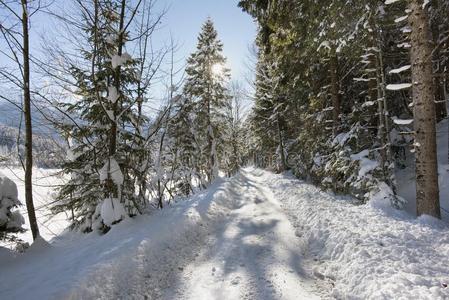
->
[107,0,126,198]
[21,0,39,240]
[409,0,440,218]
[207,75,215,183]
[109,0,126,157]
[330,50,341,136]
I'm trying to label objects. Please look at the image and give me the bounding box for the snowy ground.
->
[266,169,449,300]
[0,167,69,247]
[2,168,449,299]
[167,170,319,300]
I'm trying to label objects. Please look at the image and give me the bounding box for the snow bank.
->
[0,171,24,233]
[0,177,235,299]
[258,169,449,300]
[0,172,18,200]
[0,168,68,246]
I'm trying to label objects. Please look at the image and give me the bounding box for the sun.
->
[211,63,224,76]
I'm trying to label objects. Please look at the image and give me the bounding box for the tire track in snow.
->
[168,168,320,300]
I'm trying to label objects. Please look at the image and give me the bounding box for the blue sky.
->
[0,0,256,115]
[155,0,256,81]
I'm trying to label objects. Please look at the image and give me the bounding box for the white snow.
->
[0,170,319,299]
[386,83,412,90]
[99,158,124,186]
[111,52,132,69]
[171,170,319,300]
[262,169,449,300]
[107,86,119,103]
[1,168,448,299]
[394,16,408,23]
[0,168,69,246]
[389,65,411,74]
[0,172,24,231]
[393,118,414,125]
[100,198,126,226]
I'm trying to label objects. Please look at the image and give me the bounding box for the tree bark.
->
[106,0,126,199]
[109,0,126,158]
[409,0,440,218]
[21,0,40,240]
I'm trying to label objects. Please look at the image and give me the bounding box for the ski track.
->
[166,169,319,300]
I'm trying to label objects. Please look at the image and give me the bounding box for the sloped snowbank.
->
[256,168,449,300]
[0,177,238,299]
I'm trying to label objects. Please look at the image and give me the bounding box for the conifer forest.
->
[1,1,449,299]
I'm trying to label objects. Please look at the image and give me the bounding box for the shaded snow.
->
[397,119,449,220]
[111,52,132,69]
[263,169,449,300]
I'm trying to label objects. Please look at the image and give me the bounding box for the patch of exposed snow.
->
[111,52,132,69]
[386,83,412,90]
[100,198,126,226]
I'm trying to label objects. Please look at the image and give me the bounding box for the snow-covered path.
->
[168,169,319,300]
[2,167,449,299]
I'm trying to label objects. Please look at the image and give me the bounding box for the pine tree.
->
[239,0,411,205]
[168,95,199,195]
[222,82,245,176]
[183,19,231,183]
[52,0,142,231]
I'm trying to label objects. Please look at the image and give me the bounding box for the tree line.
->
[238,0,448,218]
[1,0,246,241]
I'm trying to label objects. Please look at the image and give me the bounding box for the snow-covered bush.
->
[0,172,25,241]
[289,121,405,208]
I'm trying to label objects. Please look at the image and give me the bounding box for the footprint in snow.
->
[231,276,241,285]
[254,197,263,204]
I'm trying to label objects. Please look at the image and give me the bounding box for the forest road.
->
[167,168,320,300]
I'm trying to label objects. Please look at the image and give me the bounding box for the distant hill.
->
[0,101,59,137]
[0,124,66,168]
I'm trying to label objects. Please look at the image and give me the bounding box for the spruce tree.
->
[168,95,199,195]
[183,19,231,184]
[52,0,142,232]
